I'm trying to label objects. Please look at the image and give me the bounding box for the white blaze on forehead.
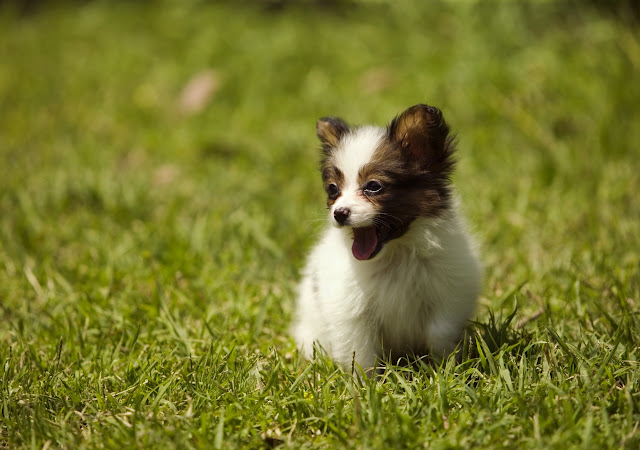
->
[334,126,385,190]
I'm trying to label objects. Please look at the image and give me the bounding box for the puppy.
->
[292,104,482,373]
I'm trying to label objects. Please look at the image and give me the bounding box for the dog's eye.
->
[326,183,340,199]
[364,180,383,195]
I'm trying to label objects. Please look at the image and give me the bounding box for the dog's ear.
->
[389,104,456,176]
[317,117,349,151]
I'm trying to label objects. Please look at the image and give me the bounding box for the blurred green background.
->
[1,0,639,447]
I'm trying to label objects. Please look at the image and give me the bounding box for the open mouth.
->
[351,225,390,261]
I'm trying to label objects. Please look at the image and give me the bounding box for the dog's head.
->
[317,104,456,260]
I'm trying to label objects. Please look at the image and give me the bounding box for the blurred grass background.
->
[1,0,639,447]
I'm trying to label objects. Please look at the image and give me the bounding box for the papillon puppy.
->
[292,104,482,373]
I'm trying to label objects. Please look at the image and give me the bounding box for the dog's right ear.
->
[316,117,349,151]
[388,104,455,177]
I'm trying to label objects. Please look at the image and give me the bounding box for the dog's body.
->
[292,104,482,372]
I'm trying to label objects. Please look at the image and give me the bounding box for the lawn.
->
[1,0,639,448]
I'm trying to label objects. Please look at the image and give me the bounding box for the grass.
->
[1,0,639,448]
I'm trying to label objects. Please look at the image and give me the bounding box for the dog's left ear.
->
[317,117,350,152]
[389,104,456,175]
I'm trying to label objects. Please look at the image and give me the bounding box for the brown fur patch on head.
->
[321,164,345,208]
[354,104,457,241]
[316,117,350,152]
[317,116,350,208]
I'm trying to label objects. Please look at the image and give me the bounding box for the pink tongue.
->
[352,227,378,260]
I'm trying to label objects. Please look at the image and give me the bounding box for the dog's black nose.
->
[334,207,351,225]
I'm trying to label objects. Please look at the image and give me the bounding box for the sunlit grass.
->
[1,1,639,448]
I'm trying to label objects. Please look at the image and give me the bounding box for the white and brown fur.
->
[292,104,482,373]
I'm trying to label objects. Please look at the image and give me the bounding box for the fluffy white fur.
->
[292,115,482,373]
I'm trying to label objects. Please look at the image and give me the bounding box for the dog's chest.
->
[355,252,434,325]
